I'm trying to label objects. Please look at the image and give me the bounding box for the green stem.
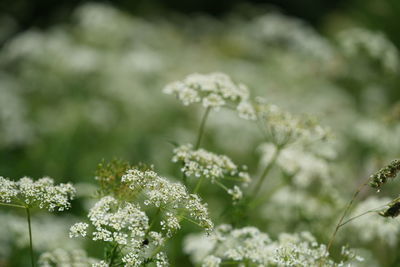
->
[26,207,35,267]
[195,107,211,149]
[338,202,388,228]
[109,243,119,266]
[193,177,204,194]
[326,181,368,253]
[251,146,281,198]
[0,202,25,209]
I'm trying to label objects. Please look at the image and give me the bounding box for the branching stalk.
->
[194,177,204,194]
[326,181,368,253]
[26,207,35,267]
[251,146,281,198]
[195,107,211,150]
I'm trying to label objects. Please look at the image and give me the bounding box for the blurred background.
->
[0,0,400,266]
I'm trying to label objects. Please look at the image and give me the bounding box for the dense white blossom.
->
[0,176,75,211]
[172,144,249,200]
[69,222,89,238]
[70,196,159,266]
[121,168,213,234]
[163,73,256,120]
[184,225,361,266]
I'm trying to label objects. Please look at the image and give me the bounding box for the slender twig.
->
[214,180,229,192]
[108,243,119,266]
[251,145,281,198]
[26,207,35,267]
[326,180,369,253]
[192,108,211,194]
[195,107,211,150]
[338,203,389,228]
[338,210,377,228]
[193,177,204,194]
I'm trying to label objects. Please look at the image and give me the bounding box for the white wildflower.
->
[185,225,360,267]
[255,99,329,146]
[121,168,213,233]
[172,144,249,183]
[227,186,243,201]
[69,222,89,238]
[0,176,75,211]
[163,73,253,119]
[92,260,109,267]
[202,255,221,267]
[237,101,256,121]
[155,252,169,267]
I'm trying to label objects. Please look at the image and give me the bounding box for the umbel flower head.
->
[172,144,250,201]
[70,196,168,266]
[369,159,400,189]
[0,176,75,211]
[184,225,362,267]
[163,72,256,120]
[71,167,212,266]
[254,98,329,146]
[121,168,214,235]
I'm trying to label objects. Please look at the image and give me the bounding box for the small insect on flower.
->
[380,197,400,218]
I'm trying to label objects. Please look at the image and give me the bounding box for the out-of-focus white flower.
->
[163,73,255,120]
[39,248,99,267]
[202,255,221,267]
[338,28,399,73]
[258,142,331,188]
[185,225,361,266]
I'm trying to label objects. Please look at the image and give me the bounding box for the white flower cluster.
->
[91,261,109,267]
[172,144,249,182]
[71,196,148,244]
[172,144,250,200]
[262,186,336,233]
[0,176,75,211]
[258,142,331,188]
[163,72,256,120]
[255,99,329,146]
[69,222,89,238]
[253,13,335,63]
[338,28,399,73]
[121,168,213,235]
[39,248,99,267]
[70,196,168,267]
[184,225,361,267]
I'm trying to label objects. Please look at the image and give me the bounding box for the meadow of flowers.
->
[1,3,400,267]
